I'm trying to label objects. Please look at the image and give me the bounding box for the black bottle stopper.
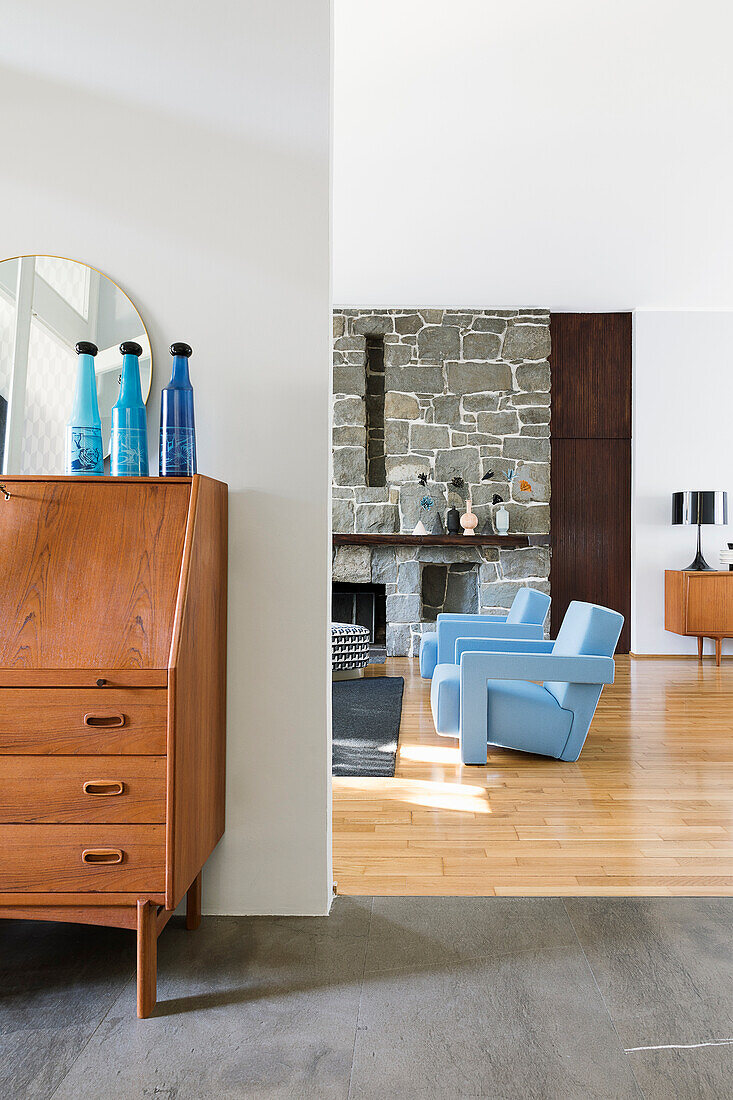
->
[120,341,143,357]
[170,342,193,358]
[75,341,98,357]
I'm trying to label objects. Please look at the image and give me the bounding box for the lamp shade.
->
[672,491,728,526]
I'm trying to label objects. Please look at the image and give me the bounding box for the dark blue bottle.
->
[159,342,197,476]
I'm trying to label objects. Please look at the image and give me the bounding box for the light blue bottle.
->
[66,341,103,476]
[159,342,197,476]
[111,341,149,476]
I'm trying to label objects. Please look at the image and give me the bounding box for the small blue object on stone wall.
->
[159,342,197,477]
[66,341,103,476]
[111,341,149,476]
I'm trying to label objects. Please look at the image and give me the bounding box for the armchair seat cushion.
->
[486,680,573,758]
[431,663,461,736]
[420,633,438,679]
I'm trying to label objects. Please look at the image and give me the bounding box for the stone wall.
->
[332,541,551,656]
[332,307,551,655]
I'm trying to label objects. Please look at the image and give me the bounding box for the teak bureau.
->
[0,475,227,1017]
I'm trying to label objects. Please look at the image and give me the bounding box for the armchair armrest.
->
[437,612,505,623]
[437,620,544,664]
[458,650,614,765]
[460,651,615,685]
[453,637,553,662]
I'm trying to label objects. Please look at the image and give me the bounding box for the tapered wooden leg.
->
[698,636,704,661]
[715,638,722,667]
[137,899,157,1019]
[186,871,202,931]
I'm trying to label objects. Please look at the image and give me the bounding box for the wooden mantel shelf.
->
[333,532,537,548]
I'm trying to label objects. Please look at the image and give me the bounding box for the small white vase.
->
[494,505,510,535]
[413,519,428,535]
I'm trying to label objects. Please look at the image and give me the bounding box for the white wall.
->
[0,0,333,913]
[632,312,733,655]
[334,0,733,310]
[335,1,733,658]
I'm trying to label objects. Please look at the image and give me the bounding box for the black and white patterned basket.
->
[331,622,371,672]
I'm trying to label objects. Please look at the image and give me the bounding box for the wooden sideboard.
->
[0,475,227,1017]
[665,569,733,665]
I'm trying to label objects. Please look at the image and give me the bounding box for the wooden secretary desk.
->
[0,475,227,1017]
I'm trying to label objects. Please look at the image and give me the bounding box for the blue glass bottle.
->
[111,341,149,476]
[159,342,197,476]
[66,341,103,475]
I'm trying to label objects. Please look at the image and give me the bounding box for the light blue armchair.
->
[419,587,550,679]
[431,601,623,764]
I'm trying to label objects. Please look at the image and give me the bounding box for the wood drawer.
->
[0,825,165,892]
[0,689,167,754]
[0,757,166,823]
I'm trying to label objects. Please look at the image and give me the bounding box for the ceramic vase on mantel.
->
[460,498,478,536]
[495,504,510,535]
[446,507,461,535]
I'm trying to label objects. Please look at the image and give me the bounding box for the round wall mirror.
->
[0,256,152,474]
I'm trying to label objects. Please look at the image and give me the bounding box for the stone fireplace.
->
[421,562,478,620]
[332,308,551,656]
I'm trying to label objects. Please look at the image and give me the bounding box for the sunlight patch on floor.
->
[397,778,491,814]
[398,743,461,765]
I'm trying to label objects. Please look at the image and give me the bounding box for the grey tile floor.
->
[2,897,733,1099]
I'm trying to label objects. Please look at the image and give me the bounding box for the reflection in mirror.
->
[0,256,151,474]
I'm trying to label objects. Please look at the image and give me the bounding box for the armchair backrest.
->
[436,588,550,664]
[506,587,550,626]
[545,601,624,761]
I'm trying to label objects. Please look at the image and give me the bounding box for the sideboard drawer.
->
[0,825,165,892]
[0,757,166,823]
[0,689,167,754]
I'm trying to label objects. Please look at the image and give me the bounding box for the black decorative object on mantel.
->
[672,491,728,571]
[446,508,461,535]
[430,510,444,535]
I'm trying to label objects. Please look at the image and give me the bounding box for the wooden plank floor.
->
[332,655,733,896]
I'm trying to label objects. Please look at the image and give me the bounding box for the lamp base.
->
[684,523,715,571]
[684,548,714,571]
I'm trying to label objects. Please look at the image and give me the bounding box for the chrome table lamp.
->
[672,490,728,570]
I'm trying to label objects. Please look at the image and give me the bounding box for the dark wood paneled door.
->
[550,314,632,652]
[551,438,631,650]
[551,313,632,438]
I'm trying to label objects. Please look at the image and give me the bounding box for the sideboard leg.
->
[137,899,157,1018]
[186,871,202,931]
[715,638,722,667]
[698,636,704,661]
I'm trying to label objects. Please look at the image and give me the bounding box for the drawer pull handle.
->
[83,780,125,797]
[81,848,124,865]
[83,712,125,728]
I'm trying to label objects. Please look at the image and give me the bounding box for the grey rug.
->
[332,676,404,777]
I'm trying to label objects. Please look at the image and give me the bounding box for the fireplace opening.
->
[332,581,386,645]
[365,336,386,487]
[421,563,478,621]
